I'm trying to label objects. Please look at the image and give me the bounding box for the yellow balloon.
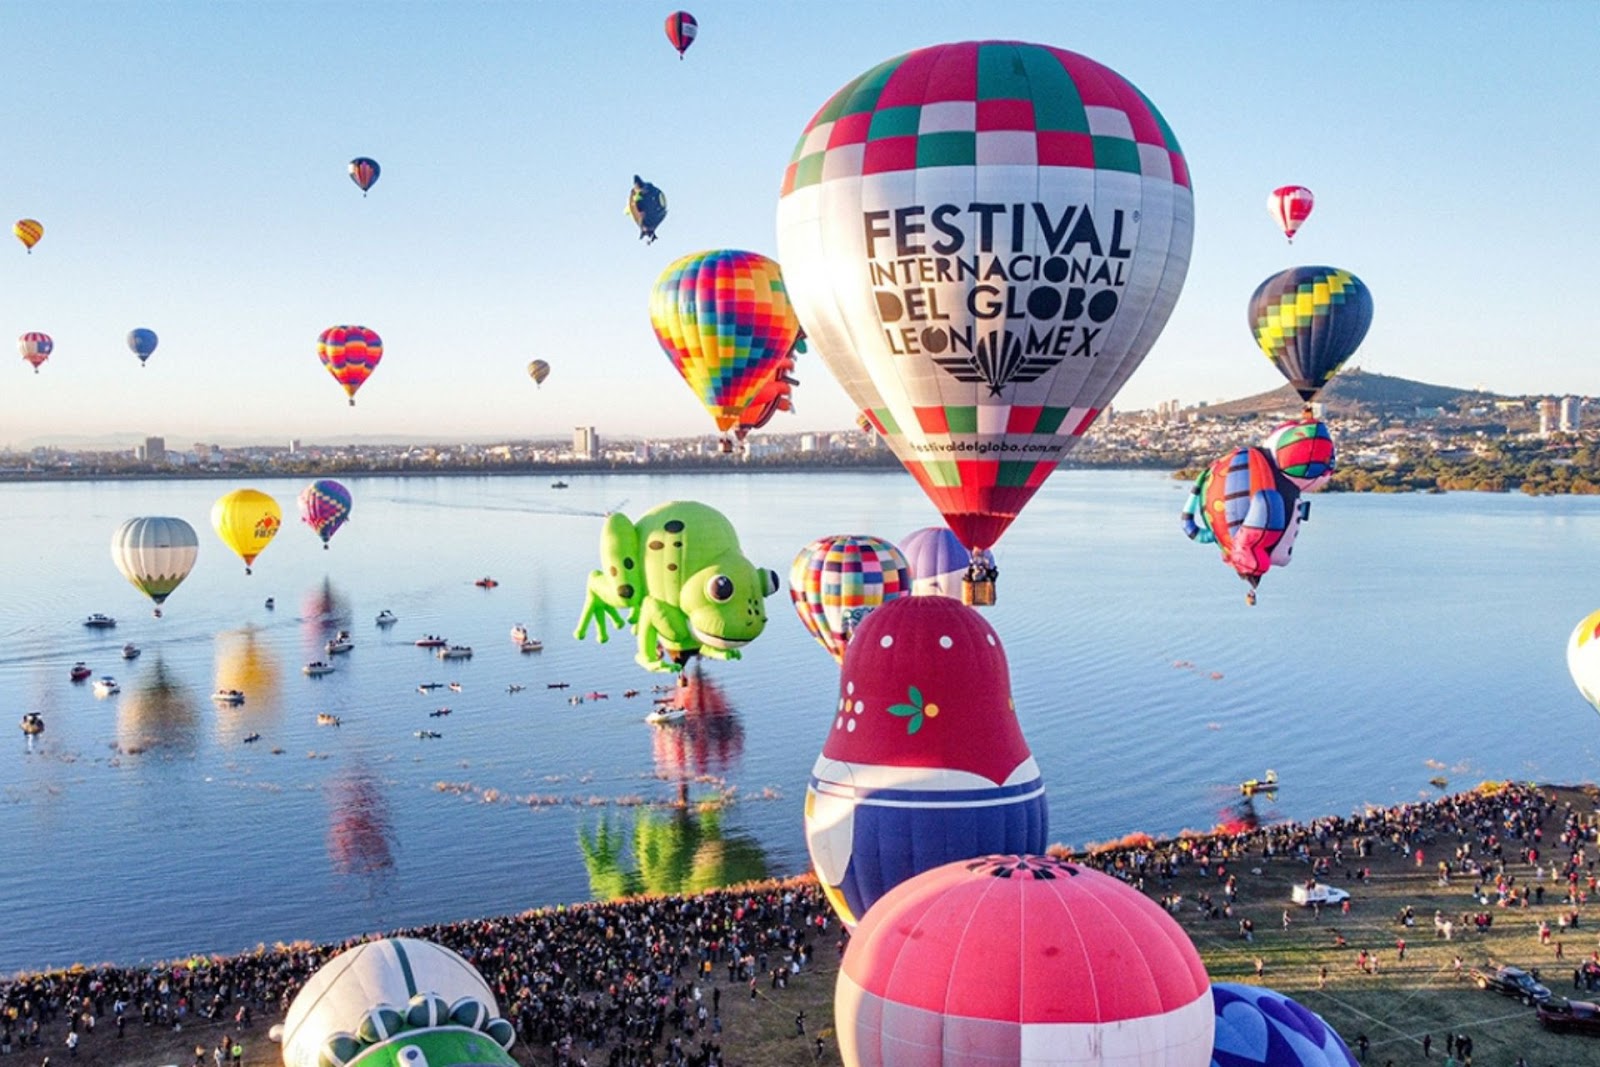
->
[211,489,282,574]
[13,218,42,252]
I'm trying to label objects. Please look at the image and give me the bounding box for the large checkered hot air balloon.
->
[649,250,804,451]
[1249,266,1373,403]
[777,41,1195,594]
[789,534,910,663]
[298,479,352,549]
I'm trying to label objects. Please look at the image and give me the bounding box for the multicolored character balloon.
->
[1267,185,1315,243]
[735,341,803,440]
[348,156,381,196]
[899,526,996,599]
[18,332,52,374]
[648,250,804,449]
[318,324,383,405]
[527,359,550,387]
[1183,447,1303,605]
[272,938,517,1067]
[1262,414,1336,492]
[211,488,282,574]
[298,479,353,549]
[805,596,1047,928]
[1566,610,1600,715]
[13,218,42,253]
[1250,266,1373,403]
[835,855,1214,1066]
[777,40,1195,580]
[1210,983,1358,1067]
[574,501,780,674]
[789,534,910,663]
[127,328,158,367]
[664,11,697,58]
[627,175,668,244]
[110,516,199,618]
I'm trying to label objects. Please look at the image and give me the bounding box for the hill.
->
[1197,368,1508,420]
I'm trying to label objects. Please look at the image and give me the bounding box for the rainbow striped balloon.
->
[318,325,383,406]
[789,534,910,663]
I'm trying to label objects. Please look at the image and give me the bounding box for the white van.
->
[1291,883,1351,907]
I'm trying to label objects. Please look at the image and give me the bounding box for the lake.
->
[3,470,1598,974]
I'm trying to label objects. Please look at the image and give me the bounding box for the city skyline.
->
[2,2,1595,447]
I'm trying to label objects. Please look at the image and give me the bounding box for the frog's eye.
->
[706,575,735,603]
[761,569,780,597]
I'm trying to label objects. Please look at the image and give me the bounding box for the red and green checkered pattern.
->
[781,41,1188,196]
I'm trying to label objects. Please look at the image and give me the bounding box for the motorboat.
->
[448,682,462,692]
[121,643,141,660]
[211,689,245,705]
[92,676,120,696]
[415,635,448,648]
[474,577,499,589]
[325,633,354,654]
[20,713,44,736]
[547,681,569,689]
[264,597,275,610]
[243,732,261,743]
[436,645,473,660]
[1240,769,1280,797]
[69,662,92,682]
[645,707,687,725]
[417,682,444,693]
[430,707,452,717]
[551,480,569,489]
[302,661,335,677]
[316,713,342,726]
[506,684,526,693]
[520,639,544,653]
[83,613,117,629]
[510,624,529,643]
[375,610,397,626]
[585,691,609,701]
[623,689,641,699]
[415,729,443,739]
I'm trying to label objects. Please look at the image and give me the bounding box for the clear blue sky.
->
[2,1,1594,447]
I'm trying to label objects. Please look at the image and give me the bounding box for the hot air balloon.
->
[527,359,550,387]
[1250,266,1373,403]
[127,328,158,367]
[789,535,910,663]
[318,324,382,405]
[110,517,199,618]
[275,938,517,1067]
[1268,185,1315,243]
[1262,414,1336,492]
[899,525,996,601]
[1184,447,1304,605]
[777,41,1195,598]
[648,250,804,451]
[1210,983,1358,1067]
[627,175,668,244]
[13,219,42,253]
[348,156,381,196]
[1567,610,1600,714]
[805,596,1047,928]
[299,479,353,549]
[836,855,1214,1066]
[211,488,282,574]
[664,11,697,58]
[18,332,52,374]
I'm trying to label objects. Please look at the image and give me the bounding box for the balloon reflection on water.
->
[327,762,396,880]
[212,627,282,744]
[650,667,745,786]
[117,656,200,754]
[579,805,767,902]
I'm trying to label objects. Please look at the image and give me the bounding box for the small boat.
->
[551,480,569,489]
[375,610,397,626]
[415,635,448,648]
[506,684,525,693]
[520,639,544,653]
[437,645,473,660]
[242,732,261,744]
[1240,770,1280,797]
[623,689,641,699]
[93,676,120,696]
[264,597,275,610]
[211,689,246,705]
[121,643,141,660]
[418,681,444,692]
[415,729,442,739]
[568,695,585,705]
[316,713,342,726]
[326,634,354,654]
[302,661,335,677]
[547,682,570,690]
[83,613,117,629]
[474,577,499,589]
[645,707,687,725]
[69,662,92,682]
[430,707,452,718]
[585,691,609,701]
[510,624,529,643]
[20,713,44,736]
[448,682,462,692]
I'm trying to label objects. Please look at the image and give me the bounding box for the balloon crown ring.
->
[965,855,1080,880]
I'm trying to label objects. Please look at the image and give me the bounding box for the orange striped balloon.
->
[13,219,42,253]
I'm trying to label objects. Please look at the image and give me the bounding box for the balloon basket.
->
[962,577,996,607]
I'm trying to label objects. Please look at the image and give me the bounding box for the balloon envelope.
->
[777,40,1195,552]
[127,328,158,364]
[1194,447,1302,590]
[899,526,994,598]
[836,855,1213,1066]
[1262,415,1336,492]
[664,11,697,57]
[211,488,282,572]
[1567,609,1600,713]
[348,156,381,193]
[627,176,669,243]
[527,359,550,386]
[13,218,42,251]
[1267,185,1314,242]
[111,517,199,608]
[788,535,910,663]
[319,324,383,405]
[1249,266,1373,403]
[299,479,353,547]
[1210,983,1358,1067]
[19,332,52,373]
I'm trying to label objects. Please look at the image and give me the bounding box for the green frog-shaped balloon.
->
[575,501,780,673]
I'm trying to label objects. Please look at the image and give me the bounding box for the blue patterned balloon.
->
[1211,983,1358,1067]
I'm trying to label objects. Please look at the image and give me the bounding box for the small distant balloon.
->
[1267,185,1315,242]
[127,328,158,367]
[13,219,42,253]
[788,534,910,663]
[318,325,383,406]
[627,176,668,244]
[664,11,697,58]
[18,332,52,374]
[348,157,380,196]
[299,480,353,549]
[527,359,550,387]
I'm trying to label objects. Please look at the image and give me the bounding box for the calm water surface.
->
[3,471,1598,973]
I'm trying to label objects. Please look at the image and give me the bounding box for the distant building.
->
[139,436,166,463]
[1561,396,1582,433]
[573,426,598,459]
[288,438,301,454]
[1539,398,1560,438]
[799,433,818,453]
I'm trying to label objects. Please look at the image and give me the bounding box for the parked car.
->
[1537,997,1600,1035]
[1290,882,1351,907]
[1472,965,1552,1004]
